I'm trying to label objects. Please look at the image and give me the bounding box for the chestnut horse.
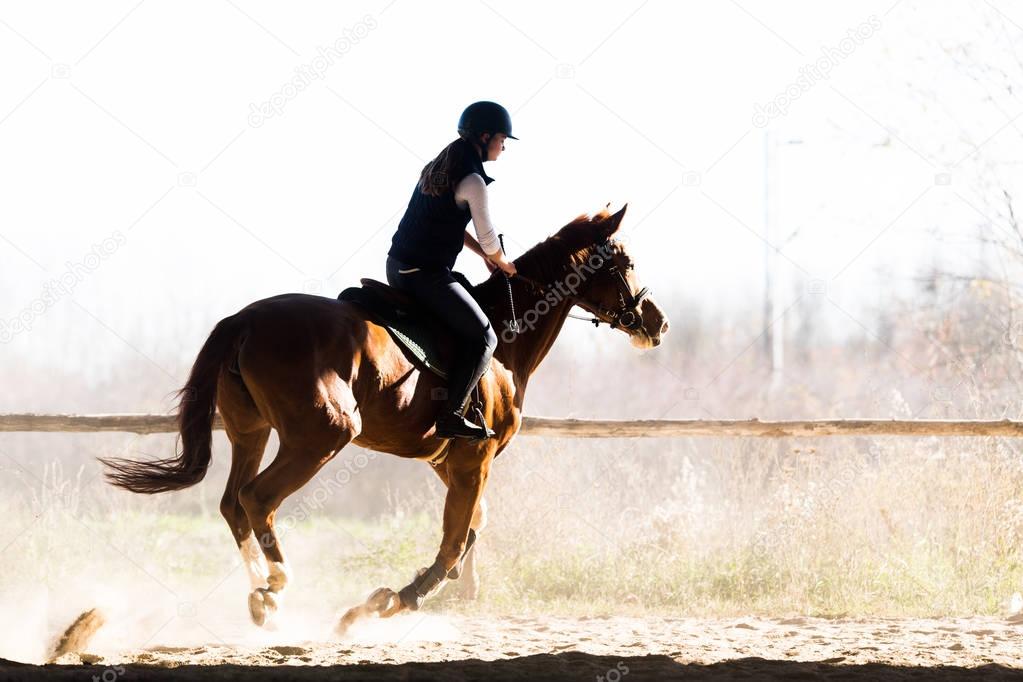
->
[100,204,669,633]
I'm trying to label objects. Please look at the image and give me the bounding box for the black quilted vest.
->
[387,139,494,270]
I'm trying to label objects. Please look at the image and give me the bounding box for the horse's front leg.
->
[426,460,487,596]
[448,494,486,599]
[336,456,490,634]
[404,459,490,607]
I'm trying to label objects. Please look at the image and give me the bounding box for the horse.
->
[99,203,670,633]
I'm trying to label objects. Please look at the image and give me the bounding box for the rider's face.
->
[482,133,507,161]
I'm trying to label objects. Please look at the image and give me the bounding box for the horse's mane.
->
[471,206,619,308]
[509,207,616,284]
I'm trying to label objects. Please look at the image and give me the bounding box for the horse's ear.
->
[599,203,628,239]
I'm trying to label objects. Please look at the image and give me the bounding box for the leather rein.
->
[497,236,651,333]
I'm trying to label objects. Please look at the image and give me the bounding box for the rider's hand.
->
[486,251,517,276]
[497,259,517,276]
[483,258,498,274]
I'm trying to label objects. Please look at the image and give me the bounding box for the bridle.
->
[568,247,651,331]
[501,237,651,333]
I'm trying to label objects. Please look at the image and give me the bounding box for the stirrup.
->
[435,408,490,441]
[468,401,495,442]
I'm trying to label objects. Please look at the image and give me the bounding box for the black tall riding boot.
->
[434,347,495,441]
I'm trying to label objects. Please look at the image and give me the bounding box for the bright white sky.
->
[1,0,1022,386]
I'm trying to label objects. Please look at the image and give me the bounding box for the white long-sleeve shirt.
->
[454,172,502,257]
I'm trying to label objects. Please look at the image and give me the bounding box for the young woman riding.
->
[385,100,519,441]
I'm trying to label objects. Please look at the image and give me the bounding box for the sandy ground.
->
[4,614,1023,680]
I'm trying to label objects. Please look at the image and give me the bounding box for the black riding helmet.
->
[457,101,519,142]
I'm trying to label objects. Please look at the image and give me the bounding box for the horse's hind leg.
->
[239,426,356,627]
[220,426,272,591]
[218,373,273,594]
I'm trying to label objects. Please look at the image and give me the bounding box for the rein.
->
[496,235,651,332]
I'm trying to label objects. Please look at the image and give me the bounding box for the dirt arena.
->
[5,613,1022,680]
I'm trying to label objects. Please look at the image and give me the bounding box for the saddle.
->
[336,275,488,382]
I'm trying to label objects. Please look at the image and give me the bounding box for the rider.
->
[386,101,519,440]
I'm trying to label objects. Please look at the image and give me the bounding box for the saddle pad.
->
[337,287,450,379]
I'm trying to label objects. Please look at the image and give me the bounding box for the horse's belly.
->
[351,424,448,461]
[350,386,447,460]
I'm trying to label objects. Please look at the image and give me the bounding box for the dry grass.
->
[3,433,1021,629]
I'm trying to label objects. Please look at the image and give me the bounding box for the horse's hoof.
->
[366,587,401,614]
[248,588,279,628]
[336,587,402,637]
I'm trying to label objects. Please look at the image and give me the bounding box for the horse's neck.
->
[482,275,575,397]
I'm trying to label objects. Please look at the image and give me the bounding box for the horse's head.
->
[566,204,670,349]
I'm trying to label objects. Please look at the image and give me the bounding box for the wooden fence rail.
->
[1,414,1022,438]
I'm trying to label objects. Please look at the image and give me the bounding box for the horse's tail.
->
[100,313,245,494]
